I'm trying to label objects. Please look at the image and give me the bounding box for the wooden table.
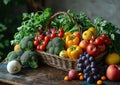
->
[0,62,120,85]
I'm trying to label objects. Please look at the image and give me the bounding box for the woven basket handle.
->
[47,11,82,34]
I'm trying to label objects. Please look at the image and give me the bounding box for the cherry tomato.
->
[58,28,64,38]
[95,37,103,45]
[44,36,51,42]
[58,32,64,38]
[59,28,64,33]
[104,38,112,45]
[37,45,40,50]
[42,40,48,46]
[91,35,96,40]
[34,36,38,41]
[89,39,95,44]
[101,34,107,39]
[39,45,45,51]
[38,34,45,40]
[51,33,56,39]
[34,41,39,46]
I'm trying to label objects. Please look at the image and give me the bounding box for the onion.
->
[46,31,51,35]
[50,27,56,33]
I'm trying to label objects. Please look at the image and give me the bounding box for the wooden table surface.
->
[0,61,120,85]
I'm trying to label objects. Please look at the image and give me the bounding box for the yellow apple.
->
[88,27,97,35]
[82,30,93,40]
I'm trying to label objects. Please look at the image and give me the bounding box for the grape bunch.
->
[77,52,101,83]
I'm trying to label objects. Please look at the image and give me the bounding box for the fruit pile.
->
[5,8,120,84]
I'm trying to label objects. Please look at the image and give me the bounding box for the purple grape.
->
[85,53,90,58]
[89,56,94,61]
[84,73,89,79]
[90,62,95,68]
[91,68,97,73]
[83,69,88,73]
[81,56,86,61]
[84,59,90,65]
[84,52,87,55]
[79,54,83,58]
[97,74,101,79]
[87,76,94,84]
[77,63,83,68]
[78,58,83,63]
[79,67,83,72]
[93,75,98,80]
[86,65,91,71]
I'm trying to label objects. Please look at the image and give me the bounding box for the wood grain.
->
[0,61,120,85]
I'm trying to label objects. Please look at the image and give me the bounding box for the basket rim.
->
[36,50,77,62]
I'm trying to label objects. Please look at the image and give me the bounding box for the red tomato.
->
[34,36,38,41]
[36,45,40,50]
[34,41,39,46]
[95,37,103,45]
[42,40,48,46]
[101,34,107,39]
[58,28,64,38]
[51,33,56,39]
[91,35,96,40]
[59,28,64,33]
[58,32,64,38]
[44,36,51,42]
[104,38,112,45]
[38,34,45,40]
[39,45,45,51]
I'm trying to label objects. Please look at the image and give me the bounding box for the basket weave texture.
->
[37,11,106,71]
[37,51,78,71]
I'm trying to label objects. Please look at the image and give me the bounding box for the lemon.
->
[88,27,97,35]
[82,30,93,40]
[105,53,120,65]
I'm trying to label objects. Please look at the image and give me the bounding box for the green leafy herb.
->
[93,17,120,54]
[11,8,52,45]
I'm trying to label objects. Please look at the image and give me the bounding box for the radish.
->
[68,69,78,79]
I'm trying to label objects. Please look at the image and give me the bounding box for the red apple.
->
[68,69,78,79]
[79,40,89,50]
[86,43,100,56]
[106,65,120,81]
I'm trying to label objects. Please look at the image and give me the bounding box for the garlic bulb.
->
[7,60,22,74]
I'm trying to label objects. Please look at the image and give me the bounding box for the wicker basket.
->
[37,50,107,71]
[37,51,78,71]
[36,11,107,71]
